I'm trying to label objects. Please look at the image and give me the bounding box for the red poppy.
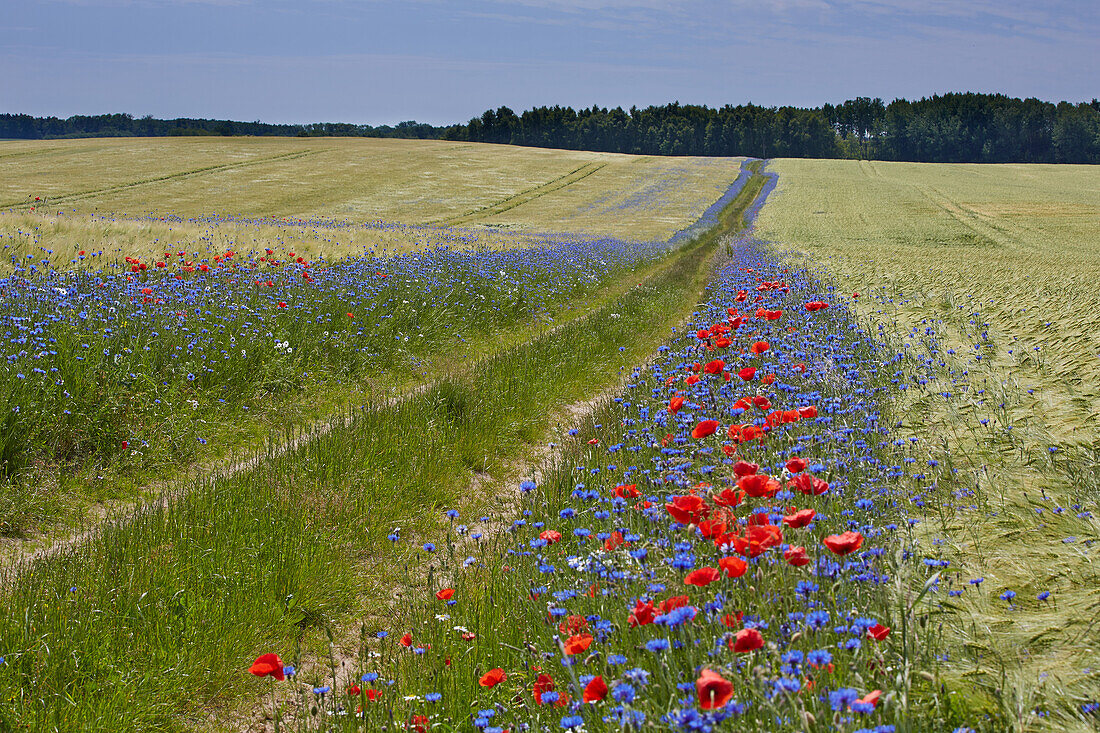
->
[435,588,455,601]
[583,675,608,703]
[685,567,721,587]
[121,440,129,451]
[696,668,734,710]
[559,615,589,634]
[738,473,779,498]
[667,395,685,414]
[713,487,744,507]
[665,494,710,525]
[692,419,719,439]
[347,685,361,696]
[533,674,568,706]
[784,545,811,567]
[750,341,770,354]
[399,633,413,647]
[738,367,756,381]
[249,653,285,680]
[782,509,816,528]
[365,688,381,701]
[604,530,626,551]
[539,529,562,544]
[786,457,807,473]
[789,474,829,496]
[704,359,725,374]
[615,483,640,499]
[721,611,744,627]
[563,634,593,655]
[731,627,764,653]
[628,599,656,627]
[407,714,429,733]
[685,374,701,386]
[658,595,690,614]
[823,531,864,555]
[868,624,891,641]
[718,556,748,578]
[479,668,507,687]
[732,460,758,477]
[859,690,882,708]
[752,395,772,411]
[799,405,818,418]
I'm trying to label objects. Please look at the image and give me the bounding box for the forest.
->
[4,93,1099,163]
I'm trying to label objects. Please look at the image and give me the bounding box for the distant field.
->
[758,159,1100,724]
[0,137,743,247]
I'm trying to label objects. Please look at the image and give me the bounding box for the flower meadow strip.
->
[0,224,671,530]
[244,187,996,730]
[0,174,752,731]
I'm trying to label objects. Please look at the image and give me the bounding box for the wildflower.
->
[480,668,507,687]
[696,668,733,709]
[249,653,285,680]
[823,531,864,555]
[731,628,764,653]
[583,675,608,702]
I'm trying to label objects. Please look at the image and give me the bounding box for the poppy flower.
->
[784,545,811,567]
[738,473,779,498]
[346,685,361,696]
[718,556,747,578]
[667,396,684,414]
[365,689,381,701]
[782,509,816,528]
[715,337,731,348]
[559,615,589,634]
[615,483,640,499]
[479,668,507,687]
[407,714,429,733]
[696,668,734,710]
[789,474,829,496]
[859,690,882,708]
[399,633,413,647]
[693,420,719,439]
[249,653,285,680]
[713,487,744,507]
[868,624,891,641]
[685,374,701,386]
[738,367,756,381]
[751,395,771,411]
[583,675,608,703]
[665,494,710,525]
[750,341,770,354]
[799,405,818,418]
[533,674,568,706]
[685,567,721,587]
[721,611,744,627]
[731,627,764,652]
[539,529,562,544]
[786,457,807,473]
[563,634,593,655]
[121,440,129,451]
[435,588,455,601]
[704,359,725,374]
[628,599,656,627]
[604,530,626,550]
[731,460,758,477]
[823,531,864,555]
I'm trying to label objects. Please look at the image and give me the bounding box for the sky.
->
[2,0,1097,126]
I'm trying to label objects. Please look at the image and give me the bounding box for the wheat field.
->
[758,159,1100,726]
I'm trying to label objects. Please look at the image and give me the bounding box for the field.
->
[2,137,741,244]
[757,159,1100,728]
[1,140,1098,733]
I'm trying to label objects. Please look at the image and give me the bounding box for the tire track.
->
[0,149,320,209]
[430,161,607,227]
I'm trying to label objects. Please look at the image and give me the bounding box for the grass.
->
[756,159,1100,730]
[0,168,755,730]
[2,137,743,242]
[0,138,744,540]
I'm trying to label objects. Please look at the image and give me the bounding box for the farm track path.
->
[0,237,699,572]
[217,166,770,733]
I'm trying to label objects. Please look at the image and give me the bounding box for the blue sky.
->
[2,0,1096,125]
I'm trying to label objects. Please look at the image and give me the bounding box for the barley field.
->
[758,159,1100,728]
[2,136,742,246]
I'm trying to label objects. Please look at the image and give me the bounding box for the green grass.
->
[0,169,763,731]
[757,159,1100,731]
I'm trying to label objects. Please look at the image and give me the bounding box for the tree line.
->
[0,114,442,141]
[4,93,1099,162]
